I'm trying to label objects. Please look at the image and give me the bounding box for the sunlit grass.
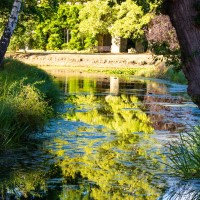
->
[0,59,60,149]
[86,66,187,84]
[130,66,187,84]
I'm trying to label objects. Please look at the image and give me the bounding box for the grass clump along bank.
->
[133,66,187,85]
[0,59,60,149]
[87,65,187,85]
[168,127,200,179]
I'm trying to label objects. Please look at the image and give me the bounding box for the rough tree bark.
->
[0,0,22,68]
[166,0,200,106]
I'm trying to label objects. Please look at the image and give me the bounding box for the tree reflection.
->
[65,94,153,135]
[46,94,166,199]
[0,79,171,199]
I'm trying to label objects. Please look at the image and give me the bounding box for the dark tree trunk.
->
[0,0,22,68]
[0,26,12,68]
[166,0,200,106]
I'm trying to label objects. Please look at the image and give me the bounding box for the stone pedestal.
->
[111,37,127,53]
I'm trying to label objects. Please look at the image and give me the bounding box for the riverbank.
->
[7,52,156,68]
[0,59,60,150]
[7,52,187,84]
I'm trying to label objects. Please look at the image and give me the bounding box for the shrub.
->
[46,33,63,50]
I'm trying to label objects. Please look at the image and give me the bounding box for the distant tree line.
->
[0,0,166,52]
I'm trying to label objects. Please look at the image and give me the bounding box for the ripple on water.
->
[1,75,200,199]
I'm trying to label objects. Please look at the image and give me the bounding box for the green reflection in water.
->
[46,94,165,199]
[0,77,167,199]
[65,94,153,135]
[56,76,98,94]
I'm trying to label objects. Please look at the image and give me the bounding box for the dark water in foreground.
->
[1,74,200,200]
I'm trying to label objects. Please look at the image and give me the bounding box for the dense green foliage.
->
[0,0,179,65]
[0,0,161,51]
[110,0,152,39]
[79,0,115,36]
[0,59,60,149]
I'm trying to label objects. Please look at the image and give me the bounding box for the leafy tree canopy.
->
[1,0,163,51]
[79,0,115,36]
[109,0,152,39]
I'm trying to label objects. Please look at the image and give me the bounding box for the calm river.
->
[0,73,200,199]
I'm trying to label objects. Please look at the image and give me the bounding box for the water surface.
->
[0,74,200,199]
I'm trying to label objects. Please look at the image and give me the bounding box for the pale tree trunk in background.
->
[166,0,200,106]
[0,0,22,68]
